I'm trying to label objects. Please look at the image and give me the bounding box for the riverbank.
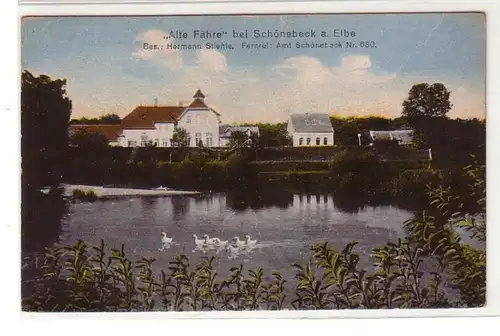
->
[41,184,201,199]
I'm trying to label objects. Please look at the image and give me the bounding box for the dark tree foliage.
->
[69,129,109,150]
[242,122,292,147]
[70,113,121,125]
[329,116,394,146]
[21,70,72,190]
[402,83,452,118]
[227,130,249,149]
[21,71,72,256]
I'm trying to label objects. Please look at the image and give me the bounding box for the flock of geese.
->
[160,232,258,255]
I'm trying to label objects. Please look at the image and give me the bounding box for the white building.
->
[69,90,260,148]
[117,89,222,148]
[368,130,414,145]
[287,113,334,147]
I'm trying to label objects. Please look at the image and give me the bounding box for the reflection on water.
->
[21,187,69,254]
[225,188,295,211]
[22,186,417,298]
[171,195,190,221]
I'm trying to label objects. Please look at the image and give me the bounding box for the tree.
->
[21,70,72,190]
[402,83,452,118]
[249,131,260,149]
[70,113,121,125]
[227,130,249,149]
[253,123,292,147]
[171,127,190,148]
[69,129,109,149]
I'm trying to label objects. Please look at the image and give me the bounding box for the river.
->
[21,188,415,298]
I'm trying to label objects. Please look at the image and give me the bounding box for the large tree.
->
[402,83,452,118]
[21,70,72,190]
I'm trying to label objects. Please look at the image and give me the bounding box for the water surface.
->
[46,191,413,283]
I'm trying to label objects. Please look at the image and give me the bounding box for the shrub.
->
[389,169,443,198]
[171,158,200,187]
[251,160,330,172]
[200,160,227,186]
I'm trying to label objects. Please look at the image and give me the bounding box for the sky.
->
[21,13,486,123]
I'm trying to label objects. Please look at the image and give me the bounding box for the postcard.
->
[20,12,486,313]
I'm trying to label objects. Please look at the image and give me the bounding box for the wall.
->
[292,132,334,147]
[120,123,176,147]
[177,108,221,147]
[153,123,176,147]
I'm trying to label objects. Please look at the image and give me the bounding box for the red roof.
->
[121,105,184,129]
[188,98,208,108]
[69,124,123,142]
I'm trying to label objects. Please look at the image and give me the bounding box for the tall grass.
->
[22,231,481,312]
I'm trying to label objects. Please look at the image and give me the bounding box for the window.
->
[154,138,159,146]
[316,137,320,145]
[162,139,169,147]
[306,137,311,145]
[323,137,328,145]
[195,132,202,146]
[206,132,213,147]
[128,140,137,147]
[140,133,149,146]
[186,116,191,124]
[299,137,303,146]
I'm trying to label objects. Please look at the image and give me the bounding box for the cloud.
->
[73,32,483,123]
[196,49,228,73]
[341,55,371,72]
[133,29,182,71]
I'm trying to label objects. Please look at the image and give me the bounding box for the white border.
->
[4,0,500,325]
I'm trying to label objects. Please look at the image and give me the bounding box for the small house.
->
[287,113,334,147]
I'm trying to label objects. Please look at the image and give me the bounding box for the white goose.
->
[244,234,257,247]
[192,234,205,246]
[161,232,173,244]
[232,236,246,247]
[203,234,216,245]
[213,238,229,246]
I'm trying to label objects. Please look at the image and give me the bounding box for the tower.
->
[193,89,205,102]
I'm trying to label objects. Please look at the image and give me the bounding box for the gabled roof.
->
[288,113,334,133]
[219,125,260,138]
[121,106,184,129]
[189,98,208,108]
[69,124,123,142]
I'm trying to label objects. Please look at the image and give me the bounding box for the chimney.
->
[178,101,183,107]
[154,97,158,107]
